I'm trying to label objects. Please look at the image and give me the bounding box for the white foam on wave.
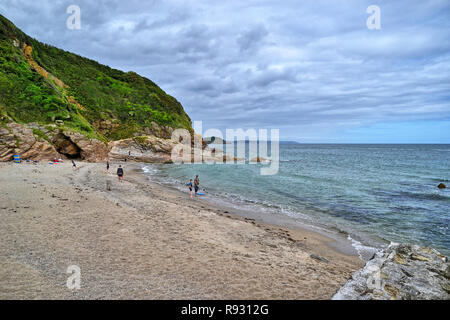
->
[432,149,450,152]
[141,165,158,175]
[347,235,381,261]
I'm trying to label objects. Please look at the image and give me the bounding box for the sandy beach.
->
[0,161,363,299]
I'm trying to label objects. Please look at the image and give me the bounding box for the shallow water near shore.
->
[143,144,450,258]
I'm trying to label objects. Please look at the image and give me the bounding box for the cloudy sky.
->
[1,0,449,142]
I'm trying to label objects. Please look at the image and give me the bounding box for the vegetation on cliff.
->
[0,14,192,141]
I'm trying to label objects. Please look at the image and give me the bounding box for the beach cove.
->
[0,161,363,299]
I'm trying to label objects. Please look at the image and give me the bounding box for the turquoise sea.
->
[144,144,450,258]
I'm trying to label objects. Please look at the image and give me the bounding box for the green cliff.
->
[0,14,192,143]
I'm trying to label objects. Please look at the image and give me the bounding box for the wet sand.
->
[0,161,363,299]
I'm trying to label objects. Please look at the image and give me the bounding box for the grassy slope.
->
[0,14,192,141]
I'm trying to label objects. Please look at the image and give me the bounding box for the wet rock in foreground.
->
[333,243,450,300]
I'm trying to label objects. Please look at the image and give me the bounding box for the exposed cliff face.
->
[0,122,59,161]
[22,43,66,89]
[109,136,177,163]
[0,121,212,163]
[0,121,109,162]
[109,135,221,164]
[333,243,450,300]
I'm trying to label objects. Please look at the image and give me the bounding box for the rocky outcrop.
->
[52,132,81,158]
[438,183,446,189]
[28,123,108,162]
[62,131,108,162]
[108,136,177,163]
[0,123,59,161]
[108,135,223,163]
[0,122,108,162]
[1,122,221,163]
[333,243,450,300]
[250,157,270,163]
[203,136,226,144]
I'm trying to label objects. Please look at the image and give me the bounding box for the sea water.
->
[143,144,450,258]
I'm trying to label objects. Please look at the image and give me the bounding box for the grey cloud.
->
[0,0,449,141]
[237,24,268,52]
[186,79,214,90]
[248,66,297,88]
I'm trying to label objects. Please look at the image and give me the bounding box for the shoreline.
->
[136,163,363,258]
[130,162,369,267]
[0,160,363,299]
[141,163,384,261]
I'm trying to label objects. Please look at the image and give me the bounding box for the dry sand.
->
[0,161,363,299]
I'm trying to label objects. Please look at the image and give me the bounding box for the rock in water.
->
[437,183,446,189]
[333,243,450,300]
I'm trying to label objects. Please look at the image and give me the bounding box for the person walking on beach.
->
[71,160,77,171]
[117,165,124,182]
[106,161,110,173]
[194,175,200,197]
[188,179,193,198]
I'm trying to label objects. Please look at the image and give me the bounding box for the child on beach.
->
[194,175,200,197]
[188,179,193,198]
[117,165,124,182]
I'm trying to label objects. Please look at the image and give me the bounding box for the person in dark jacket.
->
[194,175,200,196]
[117,165,124,182]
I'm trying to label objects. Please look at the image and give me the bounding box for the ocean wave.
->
[279,159,303,163]
[398,191,450,201]
[373,188,450,201]
[141,165,159,175]
[430,178,450,182]
[347,235,382,261]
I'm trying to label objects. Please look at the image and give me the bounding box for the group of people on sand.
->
[187,175,200,198]
[72,158,198,192]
